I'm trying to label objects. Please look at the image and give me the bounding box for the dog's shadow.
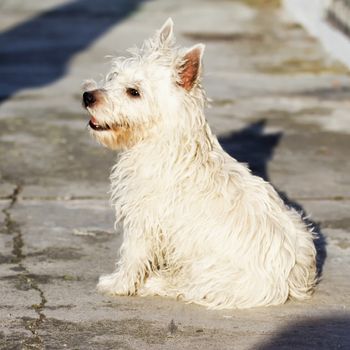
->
[218,120,326,278]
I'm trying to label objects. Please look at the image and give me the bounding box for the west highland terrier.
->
[82,19,317,309]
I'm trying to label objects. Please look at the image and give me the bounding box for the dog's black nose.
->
[83,91,96,107]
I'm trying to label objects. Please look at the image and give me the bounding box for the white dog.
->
[82,19,317,309]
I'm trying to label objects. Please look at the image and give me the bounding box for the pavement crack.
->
[2,184,47,349]
[2,185,25,262]
[22,272,47,350]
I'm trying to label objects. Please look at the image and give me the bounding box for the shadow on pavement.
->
[218,120,327,279]
[0,0,144,103]
[253,315,350,349]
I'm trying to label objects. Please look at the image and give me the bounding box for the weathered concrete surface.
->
[0,0,349,349]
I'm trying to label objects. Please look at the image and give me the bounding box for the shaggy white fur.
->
[83,18,317,310]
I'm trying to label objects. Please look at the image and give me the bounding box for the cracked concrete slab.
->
[0,0,350,349]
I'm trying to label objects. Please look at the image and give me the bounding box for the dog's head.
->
[82,18,205,150]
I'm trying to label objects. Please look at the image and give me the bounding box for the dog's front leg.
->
[97,233,152,296]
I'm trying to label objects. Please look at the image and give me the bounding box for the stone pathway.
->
[0,0,349,349]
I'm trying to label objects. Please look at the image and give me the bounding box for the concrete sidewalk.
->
[0,0,349,349]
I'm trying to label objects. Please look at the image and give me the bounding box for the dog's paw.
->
[97,273,135,296]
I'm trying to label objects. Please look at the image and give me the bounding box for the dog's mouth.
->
[88,116,111,131]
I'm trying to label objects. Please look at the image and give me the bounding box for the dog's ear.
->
[178,44,205,91]
[158,18,174,45]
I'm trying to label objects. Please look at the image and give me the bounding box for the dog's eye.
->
[126,88,140,98]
